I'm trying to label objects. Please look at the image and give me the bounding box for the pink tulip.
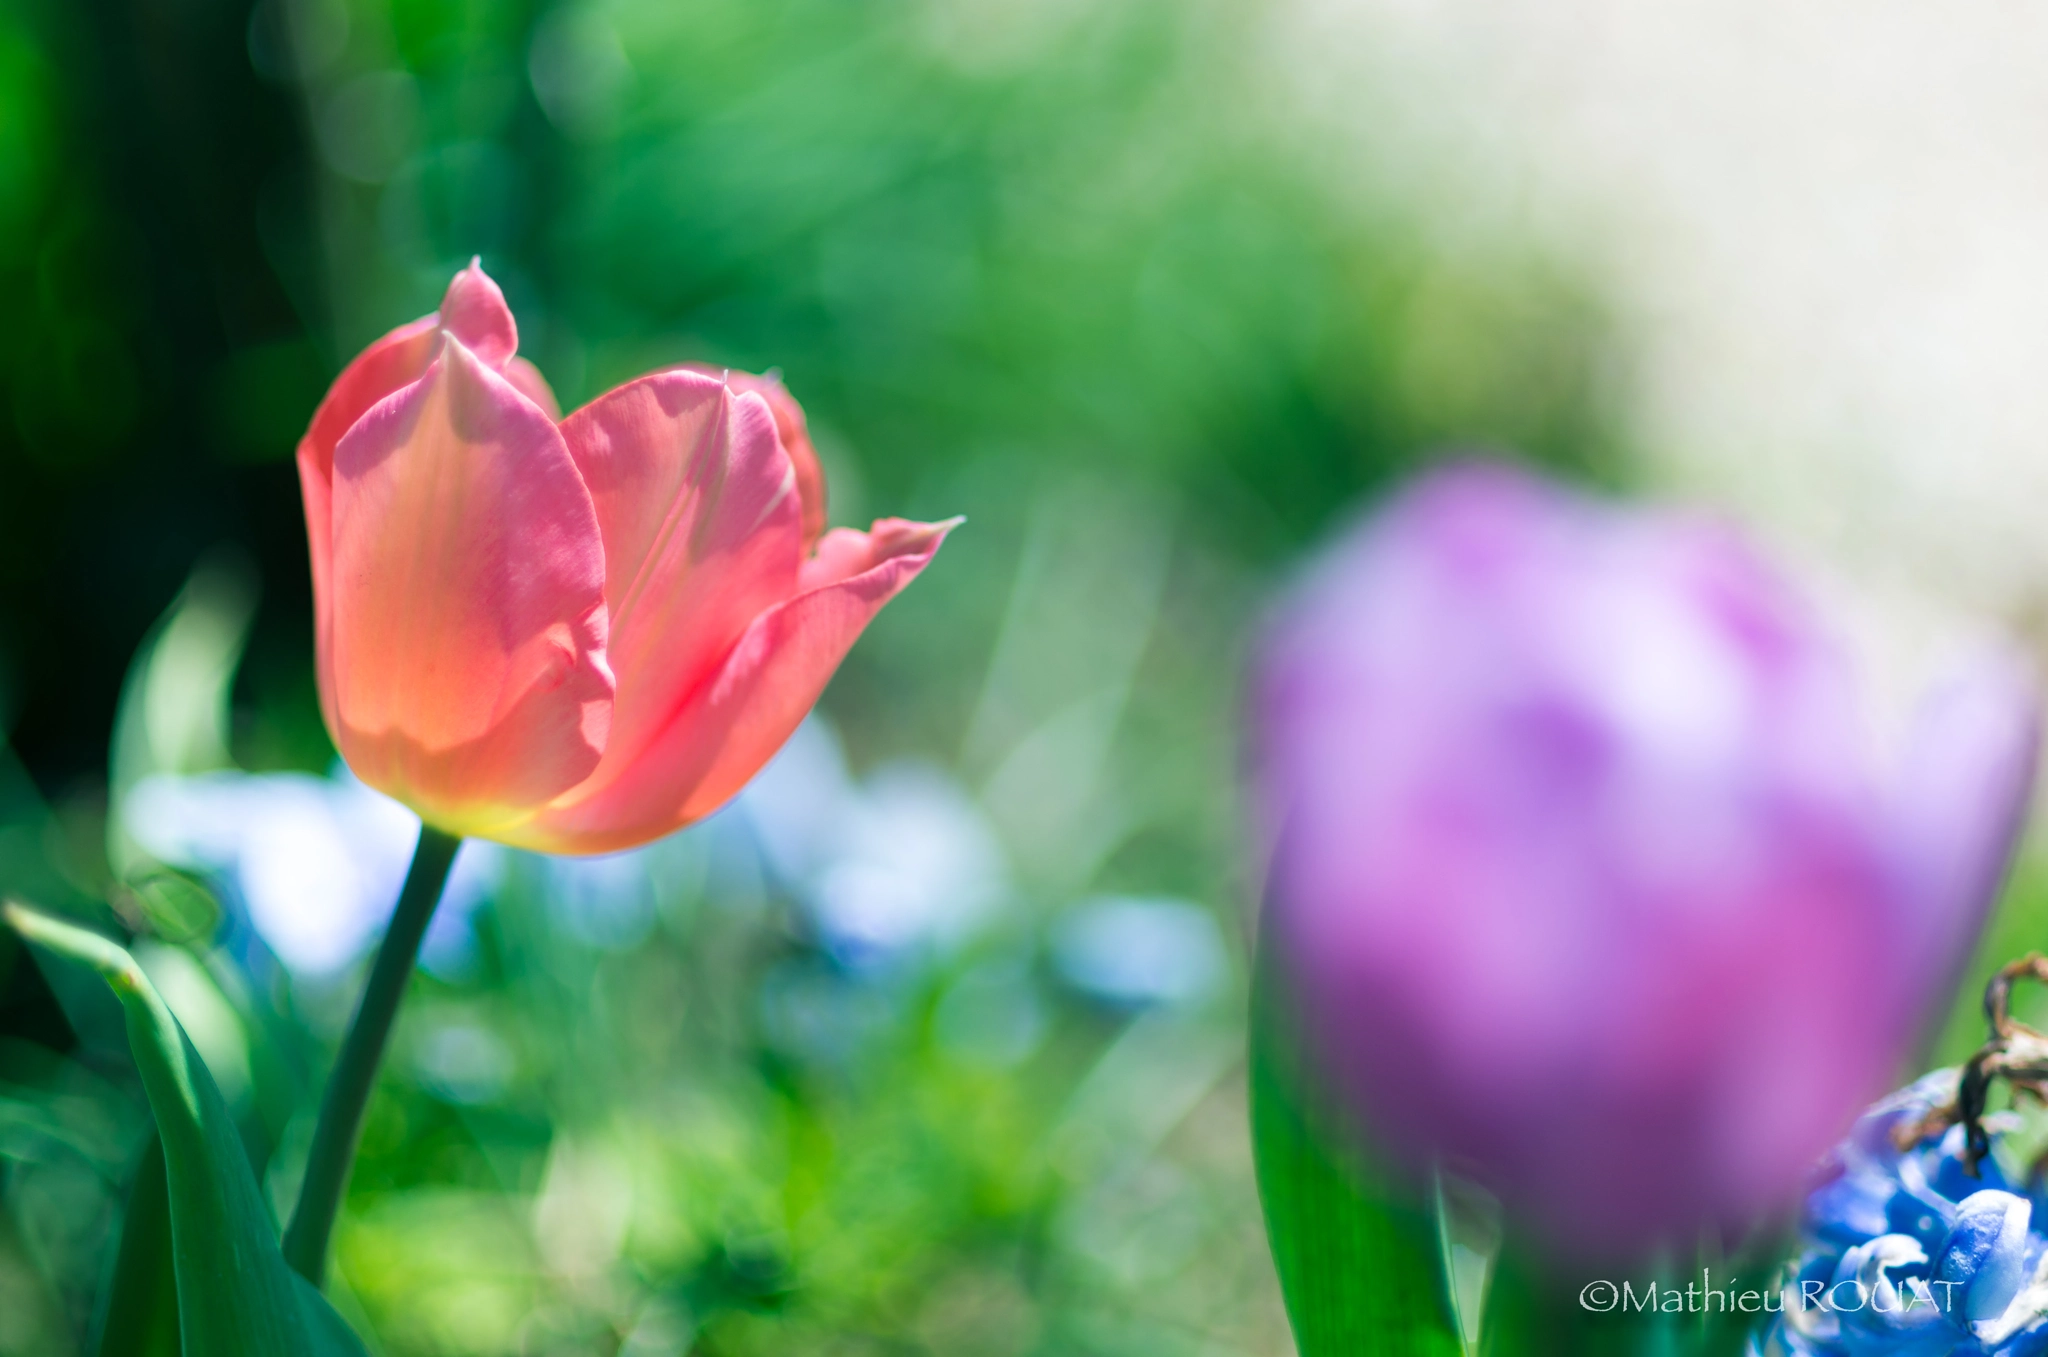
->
[676,363,829,550]
[296,261,953,852]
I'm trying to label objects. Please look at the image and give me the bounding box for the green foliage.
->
[119,870,223,947]
[1249,925,1782,1357]
[89,1136,174,1357]
[304,852,1284,1355]
[1248,952,1463,1356]
[4,903,366,1357]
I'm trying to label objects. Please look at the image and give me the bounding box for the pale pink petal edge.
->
[509,517,957,853]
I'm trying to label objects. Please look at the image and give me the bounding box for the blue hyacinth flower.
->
[1829,1235,1953,1357]
[1934,1191,2032,1330]
[1770,1068,2048,1356]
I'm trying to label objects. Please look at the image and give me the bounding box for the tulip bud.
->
[1250,463,2039,1255]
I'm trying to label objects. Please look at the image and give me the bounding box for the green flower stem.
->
[283,825,462,1285]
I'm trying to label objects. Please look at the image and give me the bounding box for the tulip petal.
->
[328,336,613,832]
[298,316,442,740]
[1892,650,2041,1009]
[557,371,804,790]
[298,316,441,486]
[296,444,341,738]
[505,358,560,420]
[436,259,519,369]
[515,517,955,853]
[679,364,828,548]
[298,264,524,492]
[800,518,952,592]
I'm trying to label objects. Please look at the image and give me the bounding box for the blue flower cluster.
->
[1755,1071,2048,1357]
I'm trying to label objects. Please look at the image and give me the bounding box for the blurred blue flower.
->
[122,767,497,976]
[1754,1073,2048,1356]
[734,715,853,885]
[1049,896,1227,1009]
[737,717,1008,969]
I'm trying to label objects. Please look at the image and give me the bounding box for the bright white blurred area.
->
[1273,0,2048,688]
[123,768,497,977]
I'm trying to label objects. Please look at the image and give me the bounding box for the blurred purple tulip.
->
[1251,463,2040,1257]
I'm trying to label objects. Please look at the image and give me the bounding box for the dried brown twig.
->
[1891,953,2048,1174]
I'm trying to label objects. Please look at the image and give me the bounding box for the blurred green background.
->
[0,0,1621,1353]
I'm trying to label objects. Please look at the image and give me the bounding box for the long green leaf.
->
[4,902,368,1357]
[90,1135,178,1357]
[1249,941,1463,1357]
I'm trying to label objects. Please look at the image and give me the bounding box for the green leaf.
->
[1249,944,1464,1357]
[105,553,256,880]
[90,1135,177,1357]
[1434,1170,1503,1356]
[4,902,368,1357]
[122,868,223,945]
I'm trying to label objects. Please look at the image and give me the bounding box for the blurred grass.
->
[0,0,1624,1353]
